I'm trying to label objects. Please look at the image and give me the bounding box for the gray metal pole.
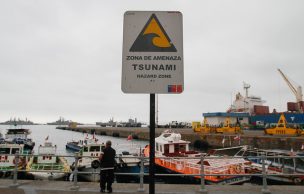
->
[199,154,207,194]
[138,155,145,192]
[71,152,80,190]
[261,154,270,194]
[10,151,19,188]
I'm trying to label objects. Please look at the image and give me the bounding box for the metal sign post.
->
[122,11,183,194]
[149,94,155,194]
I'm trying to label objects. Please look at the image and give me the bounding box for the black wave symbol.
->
[130,33,177,52]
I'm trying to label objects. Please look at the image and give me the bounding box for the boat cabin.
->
[37,142,57,164]
[81,143,105,158]
[78,143,105,167]
[5,128,31,140]
[155,131,194,157]
[0,144,24,166]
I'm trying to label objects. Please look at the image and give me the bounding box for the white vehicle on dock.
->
[26,141,70,180]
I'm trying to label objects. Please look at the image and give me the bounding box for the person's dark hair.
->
[106,140,112,146]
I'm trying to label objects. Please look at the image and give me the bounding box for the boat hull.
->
[115,163,149,183]
[30,171,68,180]
[77,166,100,182]
[155,162,250,185]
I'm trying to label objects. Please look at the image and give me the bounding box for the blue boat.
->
[115,151,149,183]
[65,140,83,152]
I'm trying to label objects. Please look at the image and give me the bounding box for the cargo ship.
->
[203,76,304,129]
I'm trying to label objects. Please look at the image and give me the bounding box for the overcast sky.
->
[0,0,304,124]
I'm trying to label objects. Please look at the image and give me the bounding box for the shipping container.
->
[287,102,298,111]
[300,101,304,111]
[254,105,269,115]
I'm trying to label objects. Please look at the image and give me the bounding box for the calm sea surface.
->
[0,125,148,164]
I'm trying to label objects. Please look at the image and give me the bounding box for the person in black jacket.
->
[99,140,116,193]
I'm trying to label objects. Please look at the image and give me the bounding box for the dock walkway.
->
[0,180,303,194]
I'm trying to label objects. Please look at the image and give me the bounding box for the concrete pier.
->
[0,180,303,194]
[57,126,304,150]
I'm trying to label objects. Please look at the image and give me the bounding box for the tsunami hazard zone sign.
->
[122,11,183,94]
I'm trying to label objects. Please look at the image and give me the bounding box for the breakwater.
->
[56,126,304,151]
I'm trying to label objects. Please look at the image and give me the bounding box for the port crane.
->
[277,68,303,112]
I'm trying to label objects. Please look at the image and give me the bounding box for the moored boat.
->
[26,139,70,180]
[116,150,149,172]
[71,136,105,182]
[235,146,304,184]
[66,140,84,152]
[66,133,97,152]
[144,130,251,185]
[5,128,35,152]
[115,147,149,182]
[0,144,27,178]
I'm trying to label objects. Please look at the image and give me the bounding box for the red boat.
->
[144,130,251,184]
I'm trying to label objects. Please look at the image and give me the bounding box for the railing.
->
[1,152,304,194]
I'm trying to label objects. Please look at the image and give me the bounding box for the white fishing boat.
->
[72,135,105,182]
[26,139,70,180]
[0,144,26,178]
[5,128,35,152]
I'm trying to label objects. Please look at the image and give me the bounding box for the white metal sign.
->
[122,11,183,94]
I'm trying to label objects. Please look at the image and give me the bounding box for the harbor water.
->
[0,125,148,167]
[0,125,302,185]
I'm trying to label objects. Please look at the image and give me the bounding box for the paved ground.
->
[0,180,303,194]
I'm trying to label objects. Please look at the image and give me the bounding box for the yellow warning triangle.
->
[278,114,287,127]
[130,14,176,52]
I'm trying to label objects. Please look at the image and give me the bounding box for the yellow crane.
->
[277,68,303,112]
